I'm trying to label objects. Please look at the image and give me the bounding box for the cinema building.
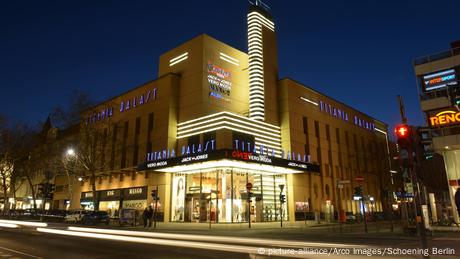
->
[414,41,460,223]
[71,3,390,223]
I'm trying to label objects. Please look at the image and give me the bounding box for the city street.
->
[0,220,459,258]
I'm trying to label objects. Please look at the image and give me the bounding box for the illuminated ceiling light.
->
[178,115,281,134]
[254,137,282,147]
[178,120,281,138]
[219,56,239,66]
[169,52,188,63]
[300,97,318,106]
[169,55,188,66]
[374,128,387,135]
[177,111,280,129]
[178,125,280,143]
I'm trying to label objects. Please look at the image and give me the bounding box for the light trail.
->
[0,223,19,228]
[0,220,47,227]
[67,226,366,249]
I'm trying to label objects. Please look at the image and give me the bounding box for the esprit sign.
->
[429,110,460,127]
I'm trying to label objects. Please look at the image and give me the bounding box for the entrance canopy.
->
[137,149,320,174]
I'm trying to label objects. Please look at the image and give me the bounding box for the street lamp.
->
[66,148,75,156]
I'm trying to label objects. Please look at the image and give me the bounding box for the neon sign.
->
[146,139,216,161]
[85,107,113,125]
[120,88,157,112]
[233,140,311,163]
[207,62,231,101]
[429,110,460,127]
[319,100,375,132]
[423,69,457,91]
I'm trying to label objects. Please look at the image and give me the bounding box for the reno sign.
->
[429,110,460,127]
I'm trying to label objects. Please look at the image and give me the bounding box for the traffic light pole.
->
[396,96,429,258]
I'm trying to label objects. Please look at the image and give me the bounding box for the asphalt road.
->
[0,229,250,259]
[0,221,458,259]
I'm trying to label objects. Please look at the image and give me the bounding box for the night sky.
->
[2,0,459,133]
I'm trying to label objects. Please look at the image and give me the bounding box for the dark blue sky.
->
[1,0,459,132]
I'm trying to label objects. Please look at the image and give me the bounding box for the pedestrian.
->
[147,205,154,227]
[142,207,148,228]
[455,188,460,216]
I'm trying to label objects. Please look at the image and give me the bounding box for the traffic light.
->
[395,124,413,165]
[279,194,286,203]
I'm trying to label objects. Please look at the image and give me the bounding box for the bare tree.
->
[0,122,30,214]
[50,90,94,129]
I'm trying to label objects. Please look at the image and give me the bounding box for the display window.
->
[170,169,288,223]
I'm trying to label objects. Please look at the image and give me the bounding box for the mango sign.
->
[429,110,460,127]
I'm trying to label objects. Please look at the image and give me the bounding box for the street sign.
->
[246,182,253,190]
[337,184,344,189]
[338,180,350,184]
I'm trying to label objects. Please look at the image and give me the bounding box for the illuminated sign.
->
[120,88,157,112]
[319,100,375,132]
[207,62,232,101]
[423,69,457,91]
[137,149,320,173]
[233,139,311,163]
[85,107,113,125]
[146,139,216,161]
[429,110,460,127]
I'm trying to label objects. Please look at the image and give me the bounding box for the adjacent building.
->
[413,40,460,223]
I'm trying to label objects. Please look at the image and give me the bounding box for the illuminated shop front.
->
[138,149,320,223]
[80,186,149,217]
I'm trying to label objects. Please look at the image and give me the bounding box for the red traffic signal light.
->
[395,124,410,138]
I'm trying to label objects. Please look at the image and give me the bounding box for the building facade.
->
[414,40,460,223]
[70,3,390,223]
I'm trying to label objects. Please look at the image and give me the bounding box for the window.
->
[335,128,340,144]
[148,113,154,132]
[325,124,330,141]
[314,121,320,138]
[135,117,141,135]
[302,117,308,134]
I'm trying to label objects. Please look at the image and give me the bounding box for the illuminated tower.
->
[248,0,279,124]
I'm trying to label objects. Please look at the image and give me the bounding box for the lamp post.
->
[64,147,78,210]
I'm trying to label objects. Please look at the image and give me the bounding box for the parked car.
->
[64,210,88,223]
[345,212,356,223]
[82,211,110,225]
[42,210,69,222]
